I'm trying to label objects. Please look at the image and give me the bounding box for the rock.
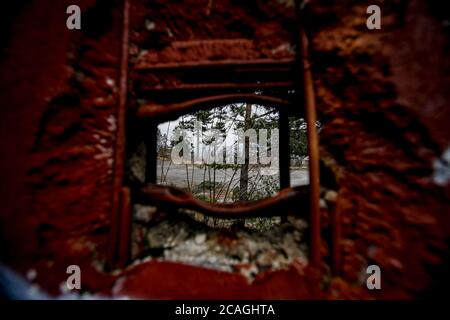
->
[324,190,338,203]
[134,205,156,223]
[171,227,188,246]
[137,212,309,276]
[194,233,206,245]
[147,232,164,249]
[256,249,278,268]
[287,215,308,231]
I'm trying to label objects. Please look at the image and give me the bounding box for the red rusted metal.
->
[109,0,130,268]
[138,81,294,92]
[137,93,292,121]
[297,4,322,267]
[134,58,295,71]
[137,184,309,219]
[111,1,320,271]
[171,39,253,47]
[112,259,321,299]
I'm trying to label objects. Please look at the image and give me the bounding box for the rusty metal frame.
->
[134,58,295,71]
[136,184,309,219]
[109,0,322,269]
[137,93,293,121]
[297,2,322,268]
[109,0,131,268]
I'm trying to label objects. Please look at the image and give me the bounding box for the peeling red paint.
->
[113,260,322,300]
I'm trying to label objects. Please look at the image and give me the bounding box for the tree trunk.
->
[239,103,252,201]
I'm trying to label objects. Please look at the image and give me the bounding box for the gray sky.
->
[157,103,277,148]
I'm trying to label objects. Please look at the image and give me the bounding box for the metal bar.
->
[234,67,293,73]
[297,3,321,267]
[137,82,294,92]
[171,39,253,47]
[134,58,296,71]
[137,94,292,121]
[137,184,309,219]
[108,0,130,267]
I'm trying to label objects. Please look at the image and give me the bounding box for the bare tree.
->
[239,103,252,201]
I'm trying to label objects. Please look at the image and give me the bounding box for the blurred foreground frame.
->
[0,0,449,299]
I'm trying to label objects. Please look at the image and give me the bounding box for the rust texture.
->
[0,0,449,299]
[0,0,125,294]
[137,94,294,121]
[122,0,316,269]
[136,185,309,219]
[109,0,131,268]
[297,5,322,268]
[310,0,450,298]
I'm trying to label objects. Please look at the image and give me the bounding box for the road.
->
[157,161,309,190]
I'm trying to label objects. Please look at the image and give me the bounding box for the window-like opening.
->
[156,103,281,203]
[126,100,320,274]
